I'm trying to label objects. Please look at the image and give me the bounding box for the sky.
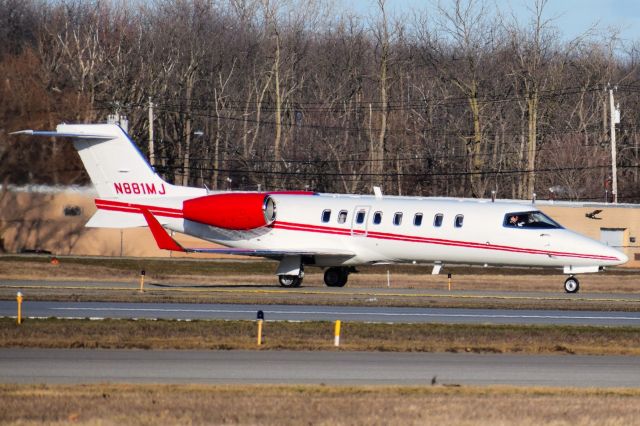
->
[344,0,640,44]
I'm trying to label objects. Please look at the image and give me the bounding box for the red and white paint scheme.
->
[13,123,628,292]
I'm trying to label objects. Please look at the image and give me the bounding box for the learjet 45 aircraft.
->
[13,123,628,293]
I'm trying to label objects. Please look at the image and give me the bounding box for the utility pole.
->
[609,88,620,203]
[107,101,128,132]
[148,97,155,167]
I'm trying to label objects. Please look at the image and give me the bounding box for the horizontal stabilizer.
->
[10,130,113,140]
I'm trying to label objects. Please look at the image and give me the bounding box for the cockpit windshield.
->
[503,211,563,229]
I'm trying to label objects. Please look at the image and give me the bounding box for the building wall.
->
[0,187,225,258]
[2,187,639,266]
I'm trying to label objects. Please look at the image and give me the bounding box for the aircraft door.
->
[351,206,371,237]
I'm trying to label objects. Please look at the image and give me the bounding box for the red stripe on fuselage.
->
[272,221,618,262]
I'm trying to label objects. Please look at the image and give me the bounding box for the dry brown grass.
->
[1,318,638,355]
[1,384,639,425]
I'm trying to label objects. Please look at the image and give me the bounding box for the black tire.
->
[279,275,302,288]
[324,267,349,287]
[564,276,580,293]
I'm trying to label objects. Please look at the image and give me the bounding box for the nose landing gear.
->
[279,269,304,287]
[564,275,580,293]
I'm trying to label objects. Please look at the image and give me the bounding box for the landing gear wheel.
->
[324,267,349,287]
[279,275,303,288]
[564,276,580,293]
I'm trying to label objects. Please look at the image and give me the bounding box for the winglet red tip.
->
[139,208,185,252]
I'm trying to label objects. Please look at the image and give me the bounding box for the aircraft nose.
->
[604,244,628,265]
[616,250,629,264]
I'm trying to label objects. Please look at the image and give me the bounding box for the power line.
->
[94,83,617,116]
[156,162,623,178]
[126,84,606,112]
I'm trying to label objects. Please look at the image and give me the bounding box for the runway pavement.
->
[2,300,640,326]
[0,348,638,387]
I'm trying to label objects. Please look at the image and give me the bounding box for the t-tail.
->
[12,123,203,200]
[12,123,206,228]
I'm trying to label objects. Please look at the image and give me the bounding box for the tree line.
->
[2,0,640,202]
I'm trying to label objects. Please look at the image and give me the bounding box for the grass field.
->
[2,318,639,355]
[1,384,639,425]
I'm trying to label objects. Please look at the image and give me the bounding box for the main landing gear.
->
[564,275,580,293]
[277,266,352,288]
[323,267,350,287]
[276,255,353,288]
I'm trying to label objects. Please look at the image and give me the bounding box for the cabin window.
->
[454,214,464,228]
[393,212,403,226]
[337,210,348,224]
[504,211,562,229]
[414,213,423,226]
[356,210,366,224]
[433,213,443,227]
[373,211,382,225]
[321,210,331,223]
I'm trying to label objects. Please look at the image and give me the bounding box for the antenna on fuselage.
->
[373,186,383,200]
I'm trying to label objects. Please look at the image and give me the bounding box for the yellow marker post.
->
[139,270,145,293]
[447,273,452,291]
[334,320,341,347]
[257,319,263,346]
[16,292,23,325]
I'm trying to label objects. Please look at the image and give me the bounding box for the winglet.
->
[139,208,185,252]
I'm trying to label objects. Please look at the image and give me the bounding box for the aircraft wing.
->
[139,207,355,258]
[169,247,355,257]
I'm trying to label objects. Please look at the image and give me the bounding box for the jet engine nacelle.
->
[182,193,276,230]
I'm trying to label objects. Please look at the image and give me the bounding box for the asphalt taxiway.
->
[1,348,638,387]
[2,300,640,326]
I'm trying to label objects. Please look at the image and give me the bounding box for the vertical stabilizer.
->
[13,123,204,199]
[61,124,163,198]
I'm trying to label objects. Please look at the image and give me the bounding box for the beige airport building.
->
[1,186,640,267]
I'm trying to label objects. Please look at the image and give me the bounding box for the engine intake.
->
[183,193,276,230]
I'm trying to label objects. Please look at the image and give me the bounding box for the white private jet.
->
[13,123,628,293]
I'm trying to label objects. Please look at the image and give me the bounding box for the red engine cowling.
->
[182,193,276,230]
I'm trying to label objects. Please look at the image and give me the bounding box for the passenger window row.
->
[320,209,464,228]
